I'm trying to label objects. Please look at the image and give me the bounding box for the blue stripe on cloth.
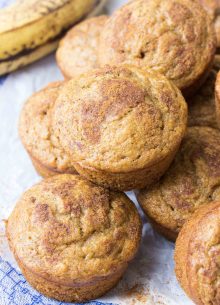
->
[0,257,117,305]
[0,0,16,8]
[0,75,8,86]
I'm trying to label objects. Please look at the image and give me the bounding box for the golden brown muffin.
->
[175,201,220,305]
[215,70,220,126]
[52,65,187,191]
[210,1,220,50]
[137,126,220,241]
[56,15,108,79]
[199,0,220,50]
[6,174,142,302]
[214,54,220,69]
[19,82,76,177]
[98,0,216,96]
[188,69,218,129]
[199,0,219,17]
[215,15,220,49]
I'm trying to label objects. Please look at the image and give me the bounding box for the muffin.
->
[199,0,219,17]
[175,201,220,305]
[215,70,220,126]
[98,0,216,96]
[19,82,76,177]
[188,69,218,129]
[214,54,220,70]
[208,0,220,51]
[199,0,220,50]
[137,126,220,241]
[215,15,220,50]
[6,174,142,302]
[52,65,187,191]
[56,16,108,79]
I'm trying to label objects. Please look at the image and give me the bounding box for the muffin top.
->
[52,65,187,173]
[19,82,75,173]
[56,16,108,79]
[137,126,220,235]
[188,70,218,129]
[175,201,220,305]
[7,174,141,285]
[98,0,216,94]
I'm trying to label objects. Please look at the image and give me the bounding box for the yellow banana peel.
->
[0,0,106,75]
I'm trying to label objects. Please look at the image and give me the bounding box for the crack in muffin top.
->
[7,174,141,285]
[52,65,187,173]
[56,15,108,79]
[19,82,76,173]
[98,0,216,92]
[138,126,220,234]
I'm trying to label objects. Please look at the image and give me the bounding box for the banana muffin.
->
[214,21,220,52]
[199,0,220,51]
[199,0,219,17]
[214,54,220,70]
[98,0,216,96]
[175,201,220,305]
[137,126,220,241]
[215,15,220,50]
[188,69,218,129]
[6,174,142,302]
[215,70,220,126]
[56,16,108,79]
[52,65,187,191]
[199,0,220,50]
[19,82,76,177]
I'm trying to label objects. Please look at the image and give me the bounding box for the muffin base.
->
[135,190,178,242]
[7,233,127,303]
[30,155,77,178]
[20,262,125,302]
[74,144,181,191]
[148,217,178,242]
[183,52,215,97]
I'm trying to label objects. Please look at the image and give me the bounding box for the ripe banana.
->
[0,0,106,75]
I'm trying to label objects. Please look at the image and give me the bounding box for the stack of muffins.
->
[6,0,220,304]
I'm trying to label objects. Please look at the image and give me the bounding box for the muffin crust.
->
[19,82,76,177]
[6,174,142,302]
[52,65,187,191]
[208,0,220,50]
[137,126,220,241]
[215,15,220,49]
[199,0,219,17]
[188,69,218,129]
[200,0,220,50]
[56,16,108,79]
[99,0,216,96]
[175,201,220,305]
[215,70,220,126]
